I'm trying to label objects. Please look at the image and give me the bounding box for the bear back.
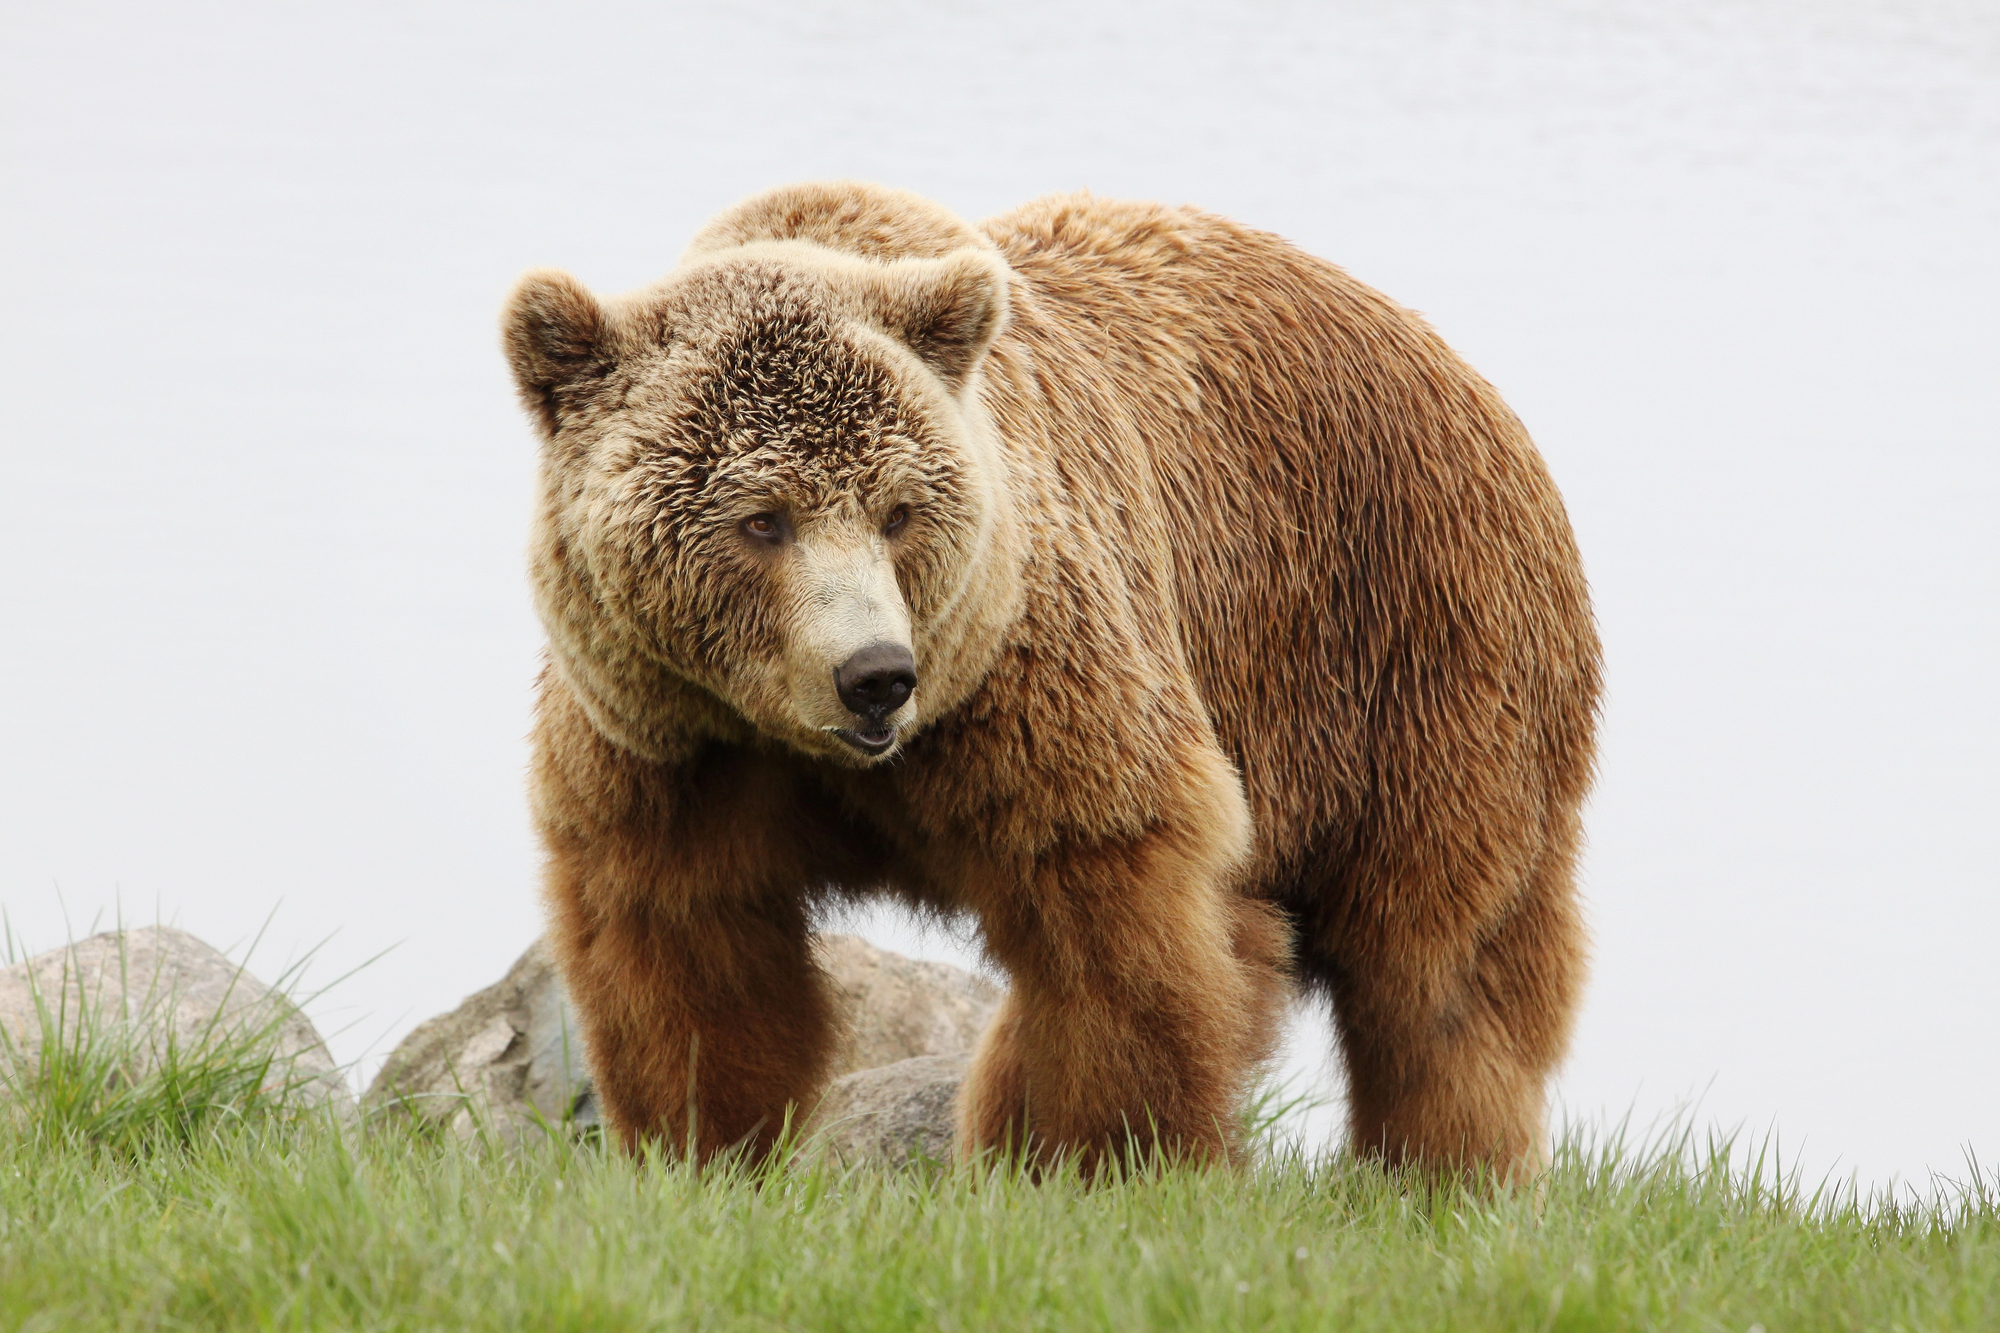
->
[682,180,996,266]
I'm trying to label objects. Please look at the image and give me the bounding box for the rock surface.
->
[362,939,588,1144]
[0,926,348,1110]
[364,933,1000,1156]
[816,934,1000,1079]
[803,1055,967,1167]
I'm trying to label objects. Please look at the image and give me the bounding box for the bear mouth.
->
[833,724,898,757]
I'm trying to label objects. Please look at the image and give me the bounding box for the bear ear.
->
[502,269,613,435]
[854,250,1011,393]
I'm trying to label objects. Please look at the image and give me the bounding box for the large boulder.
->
[816,934,999,1078]
[364,933,1000,1154]
[361,939,585,1145]
[803,1055,967,1167]
[0,926,349,1111]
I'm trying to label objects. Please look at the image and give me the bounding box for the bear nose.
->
[833,643,918,719]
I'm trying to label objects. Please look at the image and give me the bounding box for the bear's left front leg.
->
[958,817,1289,1174]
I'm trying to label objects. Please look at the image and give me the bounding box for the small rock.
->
[364,933,1000,1148]
[0,926,349,1111]
[804,1055,966,1167]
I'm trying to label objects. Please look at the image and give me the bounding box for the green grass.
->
[1,979,1995,1331]
[0,927,332,1163]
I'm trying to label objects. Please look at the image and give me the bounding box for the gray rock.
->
[817,934,999,1080]
[362,939,590,1145]
[804,1055,966,1167]
[0,926,349,1111]
[364,933,1000,1148]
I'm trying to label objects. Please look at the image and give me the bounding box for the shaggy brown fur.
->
[504,182,1600,1180]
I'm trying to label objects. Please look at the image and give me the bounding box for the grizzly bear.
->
[503,182,1600,1180]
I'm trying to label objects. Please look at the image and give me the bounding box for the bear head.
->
[503,187,1025,767]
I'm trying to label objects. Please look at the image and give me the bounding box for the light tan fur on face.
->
[506,180,1600,1183]
[773,510,915,741]
[507,231,1021,766]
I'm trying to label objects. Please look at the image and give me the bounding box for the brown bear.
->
[503,182,1600,1180]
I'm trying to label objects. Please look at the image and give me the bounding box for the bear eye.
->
[884,505,910,538]
[741,512,783,544]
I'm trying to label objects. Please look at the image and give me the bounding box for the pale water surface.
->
[2,1,1995,1188]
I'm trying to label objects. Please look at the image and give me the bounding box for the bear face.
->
[505,240,1023,766]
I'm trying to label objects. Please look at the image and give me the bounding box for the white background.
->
[2,1,1993,1189]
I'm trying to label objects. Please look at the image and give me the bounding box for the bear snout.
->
[832,642,918,725]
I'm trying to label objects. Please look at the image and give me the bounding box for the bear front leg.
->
[958,828,1288,1175]
[532,683,845,1162]
[549,886,832,1160]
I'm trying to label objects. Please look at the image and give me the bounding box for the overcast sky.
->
[2,0,1994,1189]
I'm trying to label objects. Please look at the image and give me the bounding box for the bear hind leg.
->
[1306,839,1584,1184]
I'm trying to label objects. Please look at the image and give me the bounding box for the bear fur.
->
[503,182,1600,1179]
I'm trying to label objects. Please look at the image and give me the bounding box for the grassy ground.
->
[1,970,1995,1331]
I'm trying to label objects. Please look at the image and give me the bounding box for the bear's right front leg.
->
[546,879,831,1160]
[532,683,843,1161]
